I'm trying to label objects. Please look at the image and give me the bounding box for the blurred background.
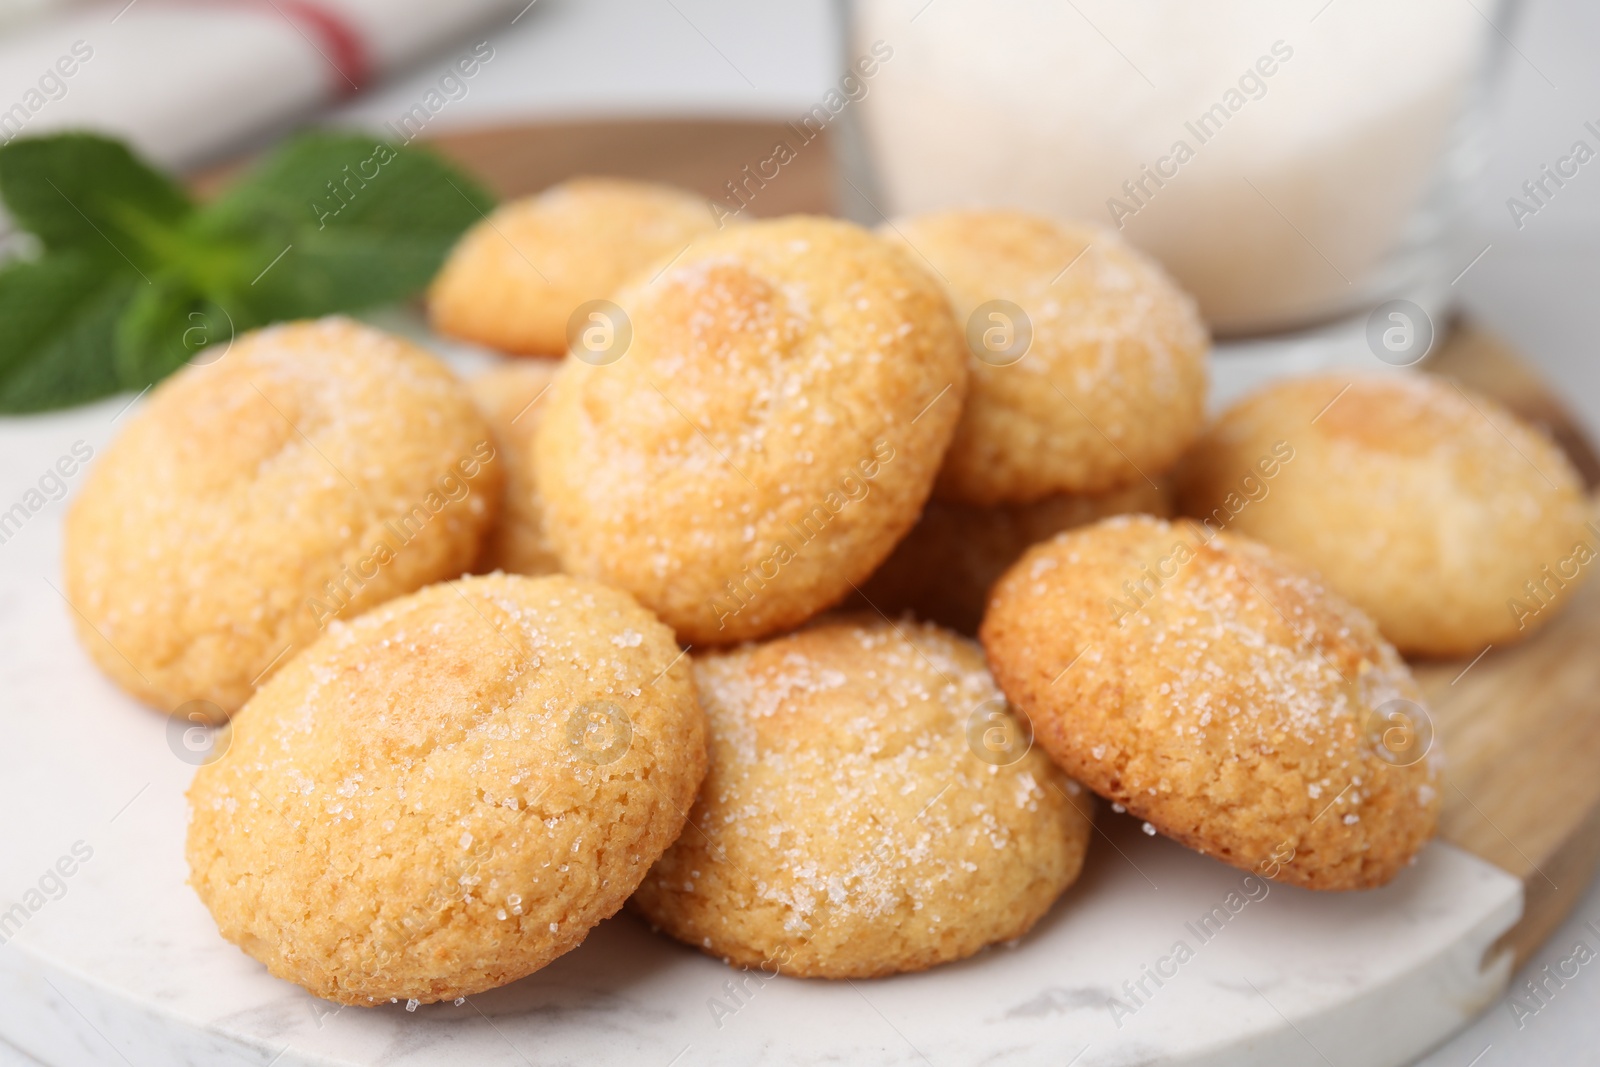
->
[1,0,1598,424]
[1,0,1596,425]
[1,1,1596,1063]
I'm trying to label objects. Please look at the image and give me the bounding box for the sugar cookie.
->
[883,210,1209,504]
[535,215,967,645]
[428,177,720,355]
[64,318,500,716]
[186,574,706,1005]
[468,361,561,576]
[981,516,1439,891]
[1174,373,1593,657]
[859,479,1169,633]
[632,616,1091,977]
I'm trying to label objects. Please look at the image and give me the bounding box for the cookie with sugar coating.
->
[468,360,562,576]
[632,616,1092,978]
[535,215,968,645]
[428,177,721,355]
[859,478,1170,634]
[981,516,1440,891]
[187,574,706,1006]
[63,317,501,717]
[1174,372,1592,657]
[882,210,1209,505]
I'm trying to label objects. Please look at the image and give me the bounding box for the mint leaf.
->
[0,255,139,412]
[0,134,191,271]
[199,132,494,319]
[0,130,493,413]
[114,273,241,389]
[239,229,467,319]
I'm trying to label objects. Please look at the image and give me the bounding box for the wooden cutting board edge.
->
[1414,326,1600,969]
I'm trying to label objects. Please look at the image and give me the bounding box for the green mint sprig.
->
[0,131,495,413]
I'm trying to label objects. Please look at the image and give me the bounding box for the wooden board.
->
[1414,324,1600,967]
[428,118,839,216]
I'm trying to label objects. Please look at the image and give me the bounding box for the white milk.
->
[853,0,1494,336]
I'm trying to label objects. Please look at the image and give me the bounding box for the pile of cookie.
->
[62,178,1592,1006]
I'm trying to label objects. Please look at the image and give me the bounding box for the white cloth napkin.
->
[0,0,520,170]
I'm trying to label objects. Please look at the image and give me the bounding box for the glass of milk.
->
[847,0,1508,397]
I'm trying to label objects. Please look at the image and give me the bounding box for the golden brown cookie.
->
[535,215,968,645]
[1174,373,1593,657]
[882,210,1209,505]
[859,478,1170,634]
[63,318,501,717]
[632,616,1091,978]
[981,516,1440,891]
[187,574,706,1006]
[428,177,720,355]
[468,361,562,576]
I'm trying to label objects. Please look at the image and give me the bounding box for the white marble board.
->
[0,336,1523,1067]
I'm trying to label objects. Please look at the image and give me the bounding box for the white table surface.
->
[3,1,1598,1064]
